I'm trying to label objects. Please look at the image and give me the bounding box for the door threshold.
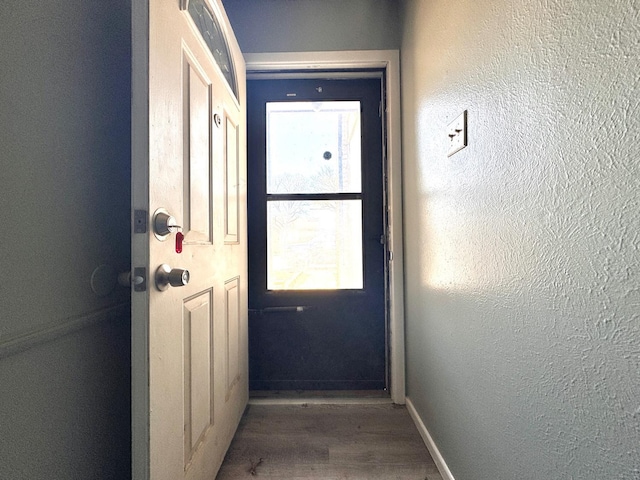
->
[248,390,392,406]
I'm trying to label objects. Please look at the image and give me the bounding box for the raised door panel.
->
[183,290,214,467]
[183,53,213,244]
[225,116,239,244]
[225,277,240,397]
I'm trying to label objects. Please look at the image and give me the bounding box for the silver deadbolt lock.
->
[153,208,180,240]
[155,264,190,291]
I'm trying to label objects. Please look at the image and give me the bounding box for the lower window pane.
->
[267,200,363,290]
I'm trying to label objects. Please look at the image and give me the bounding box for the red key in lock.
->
[175,230,184,254]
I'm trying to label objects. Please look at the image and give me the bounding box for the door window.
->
[265,101,364,290]
[266,101,361,194]
[187,0,238,99]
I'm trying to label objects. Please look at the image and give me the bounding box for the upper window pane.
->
[188,0,238,99]
[266,101,362,194]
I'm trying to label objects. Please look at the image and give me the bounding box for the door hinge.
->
[134,209,147,234]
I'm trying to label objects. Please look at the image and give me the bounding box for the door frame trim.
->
[244,50,405,404]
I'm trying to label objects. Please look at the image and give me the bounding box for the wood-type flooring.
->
[216,403,443,480]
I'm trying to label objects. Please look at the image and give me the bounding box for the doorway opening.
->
[244,50,405,404]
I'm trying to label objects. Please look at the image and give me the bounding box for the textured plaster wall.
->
[222,0,400,53]
[0,0,131,477]
[0,319,130,479]
[400,0,640,478]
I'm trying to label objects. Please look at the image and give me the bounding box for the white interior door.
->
[131,0,247,478]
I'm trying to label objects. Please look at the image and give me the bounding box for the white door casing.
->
[245,51,405,404]
[132,1,247,478]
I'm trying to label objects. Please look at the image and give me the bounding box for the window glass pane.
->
[188,0,238,99]
[266,102,362,194]
[267,200,363,290]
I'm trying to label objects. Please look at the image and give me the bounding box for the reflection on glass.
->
[267,200,363,290]
[266,102,362,194]
[188,0,238,99]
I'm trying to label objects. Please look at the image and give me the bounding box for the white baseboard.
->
[406,397,456,480]
[248,397,392,406]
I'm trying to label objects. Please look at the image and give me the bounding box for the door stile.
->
[131,0,150,478]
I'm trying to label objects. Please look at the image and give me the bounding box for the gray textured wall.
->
[400,0,640,478]
[222,0,401,52]
[0,0,131,477]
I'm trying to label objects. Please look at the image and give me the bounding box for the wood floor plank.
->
[215,403,443,480]
[216,462,442,479]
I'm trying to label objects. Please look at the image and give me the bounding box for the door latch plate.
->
[133,267,147,292]
[134,210,147,234]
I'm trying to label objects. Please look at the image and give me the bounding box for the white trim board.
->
[406,397,456,480]
[244,50,406,404]
[249,397,393,406]
[0,303,129,360]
